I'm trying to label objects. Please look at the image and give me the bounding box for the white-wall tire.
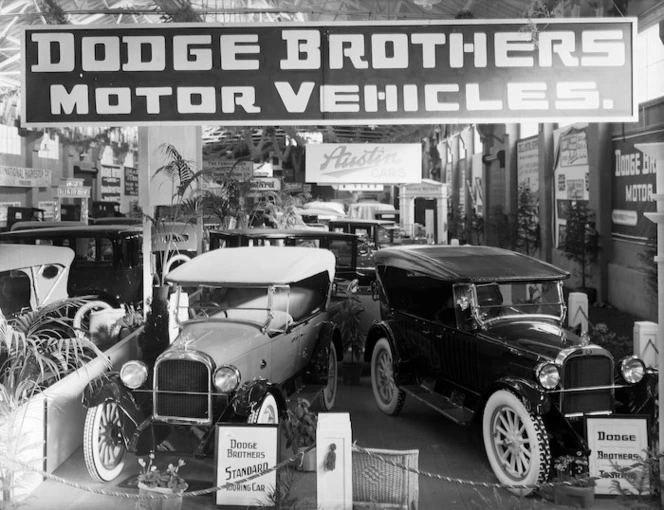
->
[482,389,551,496]
[83,401,126,482]
[319,342,338,411]
[371,337,406,415]
[248,393,279,424]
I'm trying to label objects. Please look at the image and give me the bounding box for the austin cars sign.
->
[306,143,421,184]
[21,18,637,127]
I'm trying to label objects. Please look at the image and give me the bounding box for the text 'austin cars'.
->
[81,247,342,482]
[365,245,657,494]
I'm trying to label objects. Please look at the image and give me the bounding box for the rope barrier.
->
[350,443,593,491]
[0,450,306,501]
[0,441,594,503]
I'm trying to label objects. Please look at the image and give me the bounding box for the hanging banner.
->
[611,131,658,242]
[306,143,421,184]
[21,18,637,127]
[124,166,138,196]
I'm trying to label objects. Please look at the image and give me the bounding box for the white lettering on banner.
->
[24,20,636,125]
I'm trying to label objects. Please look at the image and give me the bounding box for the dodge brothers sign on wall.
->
[21,18,636,127]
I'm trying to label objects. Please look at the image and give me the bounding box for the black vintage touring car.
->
[365,245,657,494]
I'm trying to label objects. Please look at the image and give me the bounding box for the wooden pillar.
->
[137,126,202,311]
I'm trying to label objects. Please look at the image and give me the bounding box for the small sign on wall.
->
[215,424,278,507]
[586,416,650,495]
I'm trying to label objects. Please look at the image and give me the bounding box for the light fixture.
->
[413,0,442,9]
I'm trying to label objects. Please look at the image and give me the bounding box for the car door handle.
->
[260,359,267,369]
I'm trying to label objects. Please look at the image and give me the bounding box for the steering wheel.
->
[195,302,226,318]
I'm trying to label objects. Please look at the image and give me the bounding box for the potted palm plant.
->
[332,282,366,385]
[561,201,600,304]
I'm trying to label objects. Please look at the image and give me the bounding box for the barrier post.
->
[634,321,659,368]
[317,413,352,510]
[567,292,588,334]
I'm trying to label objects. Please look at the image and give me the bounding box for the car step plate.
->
[401,385,473,425]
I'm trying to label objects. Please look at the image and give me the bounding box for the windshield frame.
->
[465,280,567,328]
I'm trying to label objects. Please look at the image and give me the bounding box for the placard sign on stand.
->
[586,416,650,495]
[215,424,278,508]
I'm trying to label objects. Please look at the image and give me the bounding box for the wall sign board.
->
[21,18,637,127]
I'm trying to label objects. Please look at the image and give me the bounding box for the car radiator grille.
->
[154,358,210,421]
[560,353,613,415]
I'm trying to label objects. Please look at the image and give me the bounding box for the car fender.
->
[363,321,401,364]
[482,377,552,416]
[303,321,340,386]
[232,378,288,419]
[81,372,147,428]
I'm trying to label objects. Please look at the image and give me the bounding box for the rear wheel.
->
[83,401,126,482]
[248,393,279,424]
[482,390,551,496]
[319,342,338,411]
[371,338,406,415]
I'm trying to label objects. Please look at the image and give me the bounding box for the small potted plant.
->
[137,453,188,510]
[551,454,596,508]
[282,399,317,472]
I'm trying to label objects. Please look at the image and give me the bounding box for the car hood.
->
[485,320,586,360]
[171,320,266,360]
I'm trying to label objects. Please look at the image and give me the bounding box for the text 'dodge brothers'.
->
[21,19,637,126]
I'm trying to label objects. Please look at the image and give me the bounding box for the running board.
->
[401,385,473,425]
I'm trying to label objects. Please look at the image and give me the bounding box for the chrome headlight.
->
[214,365,241,393]
[620,356,645,384]
[536,362,560,390]
[120,360,148,389]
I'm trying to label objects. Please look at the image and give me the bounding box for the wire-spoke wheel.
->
[249,393,279,424]
[83,401,126,482]
[319,342,338,411]
[483,390,551,496]
[371,338,405,415]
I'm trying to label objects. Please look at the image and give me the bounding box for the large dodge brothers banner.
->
[21,18,636,127]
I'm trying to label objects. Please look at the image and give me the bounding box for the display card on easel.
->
[215,424,278,508]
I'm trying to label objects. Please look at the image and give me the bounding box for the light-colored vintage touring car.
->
[81,247,343,482]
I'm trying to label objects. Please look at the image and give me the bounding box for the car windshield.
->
[473,281,565,325]
[377,226,408,247]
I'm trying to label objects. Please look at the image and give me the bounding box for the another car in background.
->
[81,247,342,482]
[328,219,412,285]
[0,244,74,317]
[0,225,143,308]
[208,228,359,282]
[366,245,657,494]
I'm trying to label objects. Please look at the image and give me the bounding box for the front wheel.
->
[319,342,338,411]
[248,393,279,424]
[83,401,126,482]
[482,390,551,496]
[371,338,405,415]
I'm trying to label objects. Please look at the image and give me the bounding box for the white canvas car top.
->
[165,246,336,286]
[0,244,75,272]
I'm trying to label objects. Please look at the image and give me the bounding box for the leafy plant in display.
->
[552,455,595,488]
[282,399,317,454]
[137,454,188,492]
[608,448,663,508]
[561,201,599,291]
